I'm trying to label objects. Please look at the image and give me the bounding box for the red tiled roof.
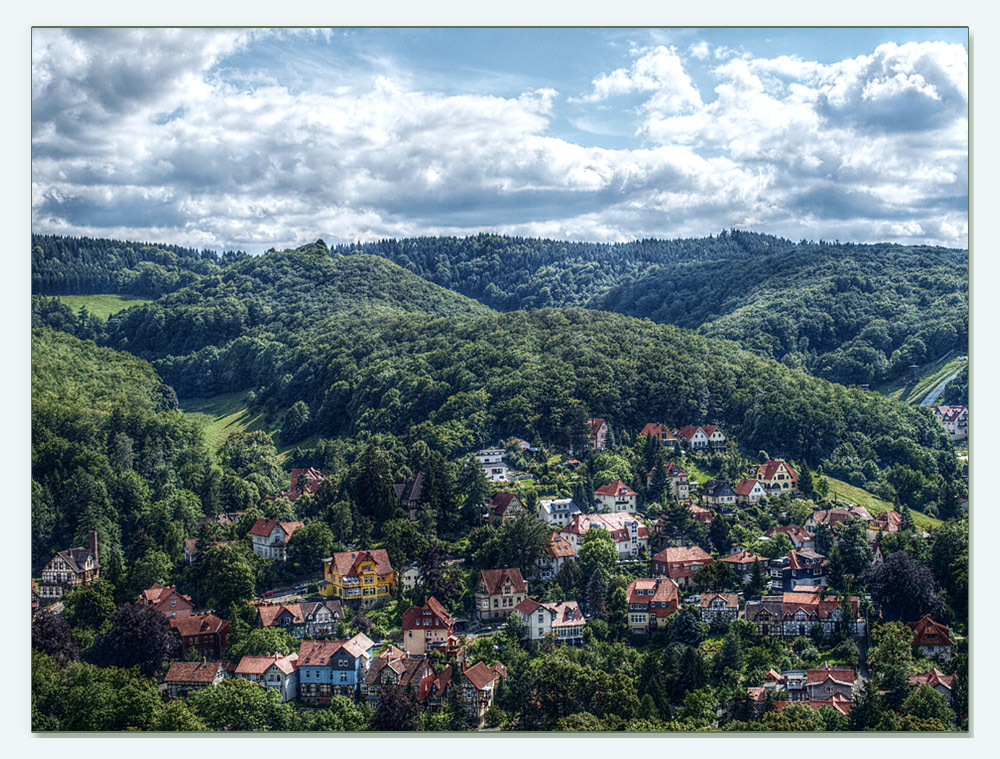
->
[774,694,852,716]
[479,568,526,595]
[249,518,305,539]
[733,477,764,497]
[652,546,712,564]
[463,661,499,690]
[699,592,738,609]
[401,597,455,631]
[169,614,229,637]
[595,478,637,497]
[515,598,542,615]
[164,660,227,684]
[329,549,394,578]
[546,533,577,559]
[765,525,812,545]
[626,577,680,607]
[909,669,955,690]
[719,549,768,565]
[236,652,299,676]
[755,460,799,483]
[907,615,954,648]
[561,512,648,542]
[488,492,523,517]
[806,662,855,686]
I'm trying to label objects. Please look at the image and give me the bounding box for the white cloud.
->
[30,31,968,251]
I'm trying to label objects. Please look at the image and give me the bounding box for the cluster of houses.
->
[929,405,968,441]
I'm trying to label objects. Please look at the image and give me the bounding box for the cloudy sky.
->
[30,27,968,253]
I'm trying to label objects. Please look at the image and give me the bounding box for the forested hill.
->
[598,243,968,387]
[99,245,490,361]
[333,230,792,310]
[31,233,248,297]
[333,233,967,388]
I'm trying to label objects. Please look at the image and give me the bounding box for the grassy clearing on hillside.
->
[54,293,152,320]
[823,475,941,530]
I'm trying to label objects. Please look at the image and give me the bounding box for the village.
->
[31,408,968,730]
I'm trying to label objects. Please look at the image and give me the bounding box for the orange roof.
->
[463,660,500,690]
[328,549,394,578]
[774,694,852,716]
[756,460,799,483]
[164,660,228,684]
[806,662,855,686]
[595,478,637,497]
[719,549,768,565]
[651,546,713,564]
[546,533,577,559]
[235,652,299,676]
[909,669,954,690]
[626,577,680,607]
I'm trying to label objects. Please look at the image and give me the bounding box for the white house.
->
[594,479,638,514]
[537,498,583,527]
[249,518,305,561]
[513,598,586,645]
[234,653,300,702]
[474,448,510,483]
[560,512,648,560]
[535,533,577,580]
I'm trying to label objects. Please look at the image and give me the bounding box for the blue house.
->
[297,632,375,702]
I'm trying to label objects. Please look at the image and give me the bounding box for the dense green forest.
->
[333,233,967,388]
[32,241,960,516]
[31,234,248,296]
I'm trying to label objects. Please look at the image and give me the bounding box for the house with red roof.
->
[362,646,434,704]
[805,505,873,532]
[719,549,769,583]
[461,660,508,726]
[909,669,956,703]
[866,510,903,542]
[253,599,345,638]
[747,663,856,713]
[650,546,714,590]
[163,659,231,698]
[767,549,828,592]
[475,568,527,621]
[587,418,608,451]
[486,492,529,524]
[734,477,767,505]
[320,549,395,607]
[235,652,300,702]
[298,633,375,702]
[754,460,799,494]
[639,422,678,449]
[764,525,814,551]
[261,467,327,504]
[402,597,456,656]
[744,590,864,638]
[930,405,968,441]
[689,504,714,525]
[137,584,194,619]
[673,425,726,451]
[560,511,648,560]
[536,532,577,580]
[907,615,955,661]
[169,613,231,659]
[513,598,586,645]
[594,478,638,514]
[249,518,305,561]
[626,577,680,634]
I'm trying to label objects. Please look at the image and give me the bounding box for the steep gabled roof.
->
[236,652,299,676]
[248,518,305,539]
[393,471,425,503]
[755,460,799,483]
[587,418,607,438]
[733,477,765,496]
[700,593,738,609]
[329,549,394,578]
[595,478,637,497]
[545,533,576,559]
[909,669,955,690]
[401,597,455,630]
[479,568,526,595]
[463,660,499,690]
[907,615,954,647]
[488,492,523,517]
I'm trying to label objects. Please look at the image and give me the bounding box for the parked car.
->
[260,589,275,598]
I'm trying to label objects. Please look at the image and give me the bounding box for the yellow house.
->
[320,549,395,607]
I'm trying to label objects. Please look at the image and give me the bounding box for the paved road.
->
[919,366,966,407]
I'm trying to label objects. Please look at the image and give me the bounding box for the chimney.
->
[88,530,99,566]
[202,656,206,665]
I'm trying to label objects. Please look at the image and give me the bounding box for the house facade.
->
[537,498,583,527]
[320,549,395,607]
[733,477,767,505]
[163,660,230,698]
[626,577,680,634]
[587,418,609,451]
[249,518,305,561]
[702,479,737,509]
[930,405,968,440]
[169,614,231,659]
[475,568,527,621]
[297,633,375,703]
[639,422,678,449]
[768,550,827,592]
[393,472,425,520]
[700,593,739,625]
[650,546,714,590]
[254,600,345,638]
[754,460,799,494]
[486,492,529,524]
[744,591,864,638]
[513,598,586,645]
[235,653,300,702]
[673,425,726,451]
[401,597,456,656]
[909,669,955,703]
[138,584,194,619]
[719,549,769,583]
[37,531,100,604]
[594,479,638,514]
[907,615,955,661]
[475,448,510,483]
[536,532,576,580]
